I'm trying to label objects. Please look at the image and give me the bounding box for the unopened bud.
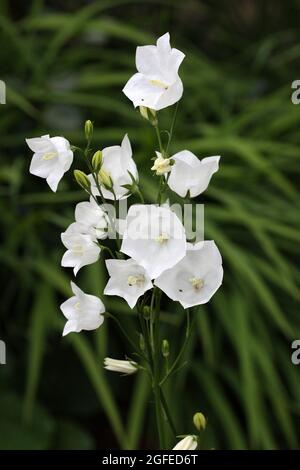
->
[98,168,113,190]
[74,170,91,191]
[104,357,138,375]
[193,412,206,432]
[162,339,169,358]
[139,106,157,126]
[85,120,93,141]
[92,150,103,172]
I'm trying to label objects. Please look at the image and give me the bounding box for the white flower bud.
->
[172,435,198,450]
[104,358,138,375]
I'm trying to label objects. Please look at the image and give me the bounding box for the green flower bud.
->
[74,170,91,191]
[162,339,170,358]
[92,150,103,172]
[85,120,93,141]
[193,412,206,432]
[139,106,157,126]
[98,168,113,190]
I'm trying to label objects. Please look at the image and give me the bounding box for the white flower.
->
[104,258,153,309]
[61,223,100,275]
[172,435,198,450]
[26,134,73,192]
[154,241,223,308]
[88,134,137,200]
[60,281,105,336]
[121,204,187,279]
[151,152,172,176]
[123,32,185,111]
[104,358,138,375]
[75,198,108,240]
[167,151,220,198]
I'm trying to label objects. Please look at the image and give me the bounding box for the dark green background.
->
[1,0,300,449]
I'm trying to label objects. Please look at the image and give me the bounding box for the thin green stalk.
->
[152,290,166,449]
[136,186,145,203]
[154,123,164,155]
[137,308,153,370]
[104,312,140,355]
[166,102,179,155]
[159,388,177,438]
[160,309,194,386]
[153,373,165,449]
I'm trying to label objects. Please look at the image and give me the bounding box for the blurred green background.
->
[1,0,300,450]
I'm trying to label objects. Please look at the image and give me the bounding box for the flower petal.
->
[123,73,163,109]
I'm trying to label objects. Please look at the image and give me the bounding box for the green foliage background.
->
[1,0,300,449]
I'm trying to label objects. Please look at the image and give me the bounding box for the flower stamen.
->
[127,274,145,287]
[150,79,169,90]
[155,233,169,244]
[42,151,58,160]
[189,277,204,291]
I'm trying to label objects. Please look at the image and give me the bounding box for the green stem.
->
[160,308,193,386]
[104,312,139,355]
[153,373,165,449]
[97,244,116,259]
[159,388,177,437]
[152,290,166,449]
[166,102,179,155]
[137,308,153,370]
[154,123,164,155]
[136,187,145,203]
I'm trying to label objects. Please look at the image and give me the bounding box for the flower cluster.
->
[26,32,222,450]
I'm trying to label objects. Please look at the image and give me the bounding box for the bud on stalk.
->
[74,170,91,191]
[92,150,103,172]
[84,120,93,141]
[193,412,207,432]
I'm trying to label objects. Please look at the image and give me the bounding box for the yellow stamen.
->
[150,79,169,90]
[155,233,169,244]
[189,278,204,291]
[42,151,58,160]
[127,275,145,287]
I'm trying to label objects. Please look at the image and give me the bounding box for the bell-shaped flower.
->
[121,204,187,279]
[61,223,100,275]
[104,358,138,375]
[104,258,153,309]
[75,198,108,240]
[123,32,185,111]
[172,435,198,450]
[167,151,220,198]
[26,134,73,192]
[88,134,137,200]
[154,241,223,308]
[60,281,105,336]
